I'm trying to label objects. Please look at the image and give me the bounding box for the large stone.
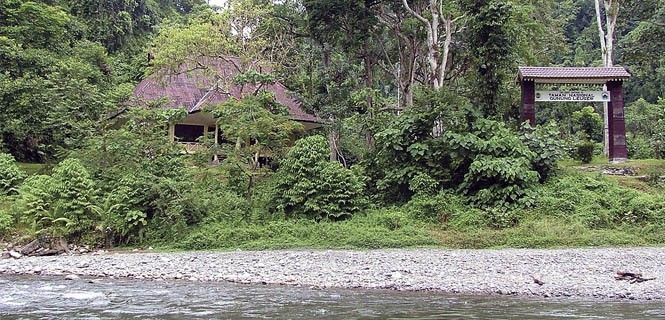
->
[9,251,22,259]
[20,239,41,256]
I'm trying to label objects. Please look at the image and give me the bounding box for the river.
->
[1,276,664,319]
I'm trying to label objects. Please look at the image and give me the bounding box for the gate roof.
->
[518,67,630,84]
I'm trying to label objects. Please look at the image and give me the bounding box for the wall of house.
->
[169,111,323,144]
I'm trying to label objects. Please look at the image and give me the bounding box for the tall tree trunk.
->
[363,44,375,149]
[595,0,619,157]
[401,0,460,91]
[328,128,340,162]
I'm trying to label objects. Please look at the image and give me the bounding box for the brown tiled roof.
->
[133,57,322,123]
[518,67,631,81]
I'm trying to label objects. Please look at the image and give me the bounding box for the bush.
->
[0,153,26,195]
[370,208,410,231]
[409,173,438,196]
[617,194,665,225]
[520,121,566,181]
[572,106,603,142]
[272,135,366,221]
[368,93,548,209]
[627,135,654,159]
[405,191,464,223]
[447,120,539,208]
[202,190,250,223]
[14,158,97,239]
[575,141,595,163]
[73,115,207,244]
[0,209,11,236]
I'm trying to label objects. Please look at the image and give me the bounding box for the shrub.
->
[447,120,539,208]
[73,117,209,244]
[409,173,438,196]
[483,207,523,229]
[573,106,603,142]
[273,135,366,221]
[405,191,465,223]
[520,121,566,181]
[0,209,11,236]
[627,135,654,159]
[616,194,665,225]
[0,153,26,195]
[202,190,250,223]
[368,95,546,209]
[575,141,595,163]
[14,158,97,239]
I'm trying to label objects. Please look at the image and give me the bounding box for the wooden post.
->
[521,80,536,126]
[607,80,628,162]
[168,122,175,142]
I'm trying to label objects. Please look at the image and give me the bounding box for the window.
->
[174,124,204,143]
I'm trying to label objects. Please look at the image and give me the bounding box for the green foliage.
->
[367,90,475,202]
[405,191,465,223]
[575,141,595,164]
[624,99,665,159]
[465,0,516,116]
[0,208,12,236]
[409,173,438,196]
[177,210,436,250]
[520,121,565,181]
[206,93,303,199]
[572,106,603,142]
[273,135,366,221]
[0,153,25,195]
[627,135,654,159]
[73,109,203,244]
[0,0,196,161]
[531,172,665,228]
[368,91,550,208]
[449,120,539,208]
[14,159,96,239]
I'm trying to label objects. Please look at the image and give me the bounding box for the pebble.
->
[65,274,81,281]
[0,248,663,300]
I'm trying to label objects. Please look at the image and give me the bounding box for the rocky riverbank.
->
[1,248,664,300]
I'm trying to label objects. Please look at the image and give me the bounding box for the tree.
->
[400,0,465,90]
[594,0,622,156]
[464,0,515,116]
[272,135,365,220]
[206,93,303,200]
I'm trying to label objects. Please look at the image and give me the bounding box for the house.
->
[132,57,322,153]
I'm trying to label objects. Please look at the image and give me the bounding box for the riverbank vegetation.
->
[2,0,665,251]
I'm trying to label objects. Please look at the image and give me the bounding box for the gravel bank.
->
[1,248,664,300]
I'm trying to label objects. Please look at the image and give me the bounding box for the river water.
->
[1,276,664,319]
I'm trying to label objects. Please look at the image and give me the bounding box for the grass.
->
[176,211,438,250]
[173,216,665,251]
[560,156,665,171]
[559,156,665,192]
[431,219,665,249]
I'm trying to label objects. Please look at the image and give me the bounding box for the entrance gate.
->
[518,67,631,162]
